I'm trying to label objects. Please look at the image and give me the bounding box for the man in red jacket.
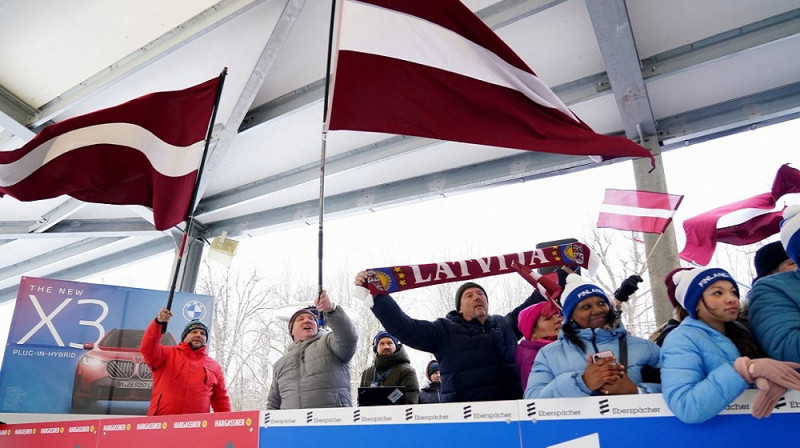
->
[141,308,231,415]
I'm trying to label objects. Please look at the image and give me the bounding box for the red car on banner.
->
[71,328,177,413]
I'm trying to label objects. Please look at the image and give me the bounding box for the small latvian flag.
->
[597,189,683,234]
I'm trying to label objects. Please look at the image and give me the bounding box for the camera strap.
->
[618,335,628,373]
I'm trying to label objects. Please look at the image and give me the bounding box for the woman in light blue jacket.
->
[660,267,800,423]
[524,274,661,398]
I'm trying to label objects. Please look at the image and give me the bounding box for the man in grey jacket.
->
[267,290,358,409]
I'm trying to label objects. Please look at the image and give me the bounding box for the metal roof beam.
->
[641,9,800,82]
[0,84,36,140]
[0,219,159,239]
[659,81,800,148]
[0,236,175,304]
[27,0,268,129]
[27,198,86,233]
[196,135,440,215]
[196,0,308,203]
[0,237,125,284]
[476,0,567,29]
[204,151,605,238]
[585,0,656,138]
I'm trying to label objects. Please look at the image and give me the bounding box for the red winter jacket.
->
[141,319,231,415]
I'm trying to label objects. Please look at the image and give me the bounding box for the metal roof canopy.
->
[0,0,799,303]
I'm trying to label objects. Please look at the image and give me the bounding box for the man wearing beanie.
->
[359,331,419,404]
[355,272,544,402]
[419,360,441,404]
[141,307,230,415]
[749,205,800,363]
[268,290,358,409]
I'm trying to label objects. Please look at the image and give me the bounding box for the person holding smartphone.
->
[524,274,661,398]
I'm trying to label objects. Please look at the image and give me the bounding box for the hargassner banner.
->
[0,276,213,414]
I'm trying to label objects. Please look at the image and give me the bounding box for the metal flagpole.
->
[315,0,338,326]
[163,68,229,333]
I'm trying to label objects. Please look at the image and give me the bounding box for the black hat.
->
[754,241,789,282]
[454,282,487,312]
[372,330,400,353]
[181,319,209,342]
[426,360,440,380]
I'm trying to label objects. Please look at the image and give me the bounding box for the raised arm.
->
[140,308,171,370]
[355,271,443,354]
[317,290,358,363]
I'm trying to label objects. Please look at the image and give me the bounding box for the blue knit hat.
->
[780,205,800,266]
[181,319,209,342]
[560,274,610,321]
[372,330,400,353]
[673,267,735,319]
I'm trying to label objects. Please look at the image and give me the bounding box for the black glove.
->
[614,275,643,302]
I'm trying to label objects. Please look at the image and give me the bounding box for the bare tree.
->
[581,226,657,337]
[196,261,287,411]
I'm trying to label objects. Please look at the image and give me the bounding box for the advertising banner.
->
[97,410,258,447]
[0,419,100,448]
[0,411,258,448]
[516,390,800,447]
[259,391,800,448]
[0,276,214,415]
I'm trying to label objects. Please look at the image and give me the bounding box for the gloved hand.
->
[751,377,786,419]
[747,358,800,390]
[614,275,643,302]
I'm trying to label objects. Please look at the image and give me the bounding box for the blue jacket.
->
[370,291,541,402]
[660,317,749,423]
[524,322,660,399]
[748,270,800,363]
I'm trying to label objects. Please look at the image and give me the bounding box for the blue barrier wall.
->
[259,391,800,448]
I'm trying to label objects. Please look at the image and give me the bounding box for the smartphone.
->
[592,350,615,363]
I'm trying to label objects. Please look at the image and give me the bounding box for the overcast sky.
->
[0,118,797,366]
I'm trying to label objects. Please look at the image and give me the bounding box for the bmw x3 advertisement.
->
[0,276,214,415]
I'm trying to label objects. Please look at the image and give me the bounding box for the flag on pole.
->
[597,189,683,234]
[326,0,655,167]
[680,164,800,266]
[0,78,220,230]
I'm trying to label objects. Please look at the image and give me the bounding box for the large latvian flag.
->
[680,164,800,265]
[0,77,220,230]
[326,0,655,166]
[597,189,684,234]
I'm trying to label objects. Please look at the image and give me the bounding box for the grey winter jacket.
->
[267,306,358,409]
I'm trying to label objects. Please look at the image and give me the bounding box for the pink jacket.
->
[516,339,552,390]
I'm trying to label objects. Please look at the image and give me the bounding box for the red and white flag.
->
[680,164,800,265]
[326,0,655,167]
[0,78,220,230]
[597,189,683,234]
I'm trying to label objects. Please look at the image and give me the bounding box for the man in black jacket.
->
[355,272,542,402]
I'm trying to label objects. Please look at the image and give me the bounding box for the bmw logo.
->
[182,301,207,321]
